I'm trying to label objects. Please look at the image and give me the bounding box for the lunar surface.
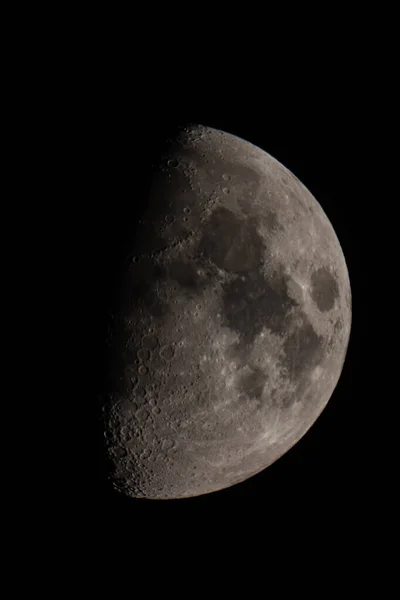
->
[102,124,351,499]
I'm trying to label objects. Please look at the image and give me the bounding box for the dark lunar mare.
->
[197,202,325,409]
[310,267,340,312]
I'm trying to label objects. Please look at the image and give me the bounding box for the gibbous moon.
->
[102,124,351,499]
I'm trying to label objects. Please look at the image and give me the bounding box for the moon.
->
[102,124,351,499]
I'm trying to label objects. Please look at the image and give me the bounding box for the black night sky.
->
[11,6,396,589]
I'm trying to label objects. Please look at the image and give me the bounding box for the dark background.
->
[7,5,396,588]
[11,12,394,588]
